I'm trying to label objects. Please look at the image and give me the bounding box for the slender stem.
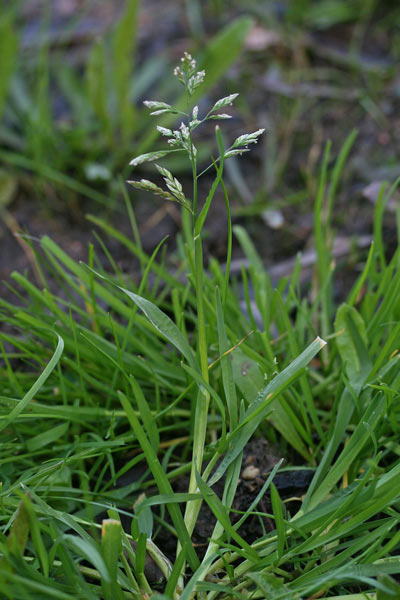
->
[197,154,223,179]
[192,154,198,221]
[189,136,208,382]
[183,235,210,538]
[194,236,210,385]
[181,128,210,544]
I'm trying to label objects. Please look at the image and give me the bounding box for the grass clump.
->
[1,52,400,600]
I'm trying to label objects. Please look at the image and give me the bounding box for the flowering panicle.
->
[174,52,205,96]
[128,52,265,212]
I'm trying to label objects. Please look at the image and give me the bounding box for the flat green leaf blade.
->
[26,422,69,452]
[196,17,253,98]
[112,0,138,140]
[270,483,285,558]
[216,288,238,429]
[0,333,64,433]
[129,375,159,450]
[194,127,225,236]
[86,266,198,372]
[209,337,326,484]
[0,16,18,121]
[119,286,198,371]
[22,495,49,577]
[86,40,109,128]
[3,498,30,561]
[377,574,400,600]
[62,534,110,583]
[119,392,200,571]
[247,572,296,599]
[194,468,258,562]
[335,304,371,394]
[306,394,386,511]
[233,224,264,275]
[231,347,309,458]
[101,519,124,600]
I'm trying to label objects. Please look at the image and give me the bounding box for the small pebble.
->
[241,465,260,480]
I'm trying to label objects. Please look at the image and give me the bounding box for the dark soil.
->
[116,438,314,578]
[167,439,313,560]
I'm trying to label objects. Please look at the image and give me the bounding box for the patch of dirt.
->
[135,439,314,566]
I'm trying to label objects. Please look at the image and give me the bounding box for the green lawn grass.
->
[1,50,400,599]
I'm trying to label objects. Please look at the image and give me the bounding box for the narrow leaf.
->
[87,266,198,372]
[119,392,200,571]
[0,16,18,121]
[101,519,124,600]
[231,347,309,459]
[27,422,69,452]
[209,337,326,484]
[270,483,285,558]
[194,468,258,561]
[63,534,110,583]
[0,333,64,433]
[306,395,386,511]
[4,499,30,558]
[335,304,371,394]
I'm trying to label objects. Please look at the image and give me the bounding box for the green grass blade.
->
[347,241,375,307]
[129,375,160,450]
[216,288,238,430]
[0,151,109,205]
[326,129,358,224]
[210,337,326,484]
[194,128,225,236]
[22,495,49,577]
[26,422,69,453]
[248,572,296,599]
[270,483,286,558]
[0,498,29,567]
[118,391,200,571]
[62,534,110,583]
[0,333,64,434]
[194,468,259,562]
[101,519,124,600]
[0,15,18,121]
[92,269,199,373]
[164,544,186,598]
[112,0,138,143]
[86,39,110,135]
[335,304,371,394]
[306,394,386,511]
[231,348,311,459]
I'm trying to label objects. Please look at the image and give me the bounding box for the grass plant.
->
[1,52,400,600]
